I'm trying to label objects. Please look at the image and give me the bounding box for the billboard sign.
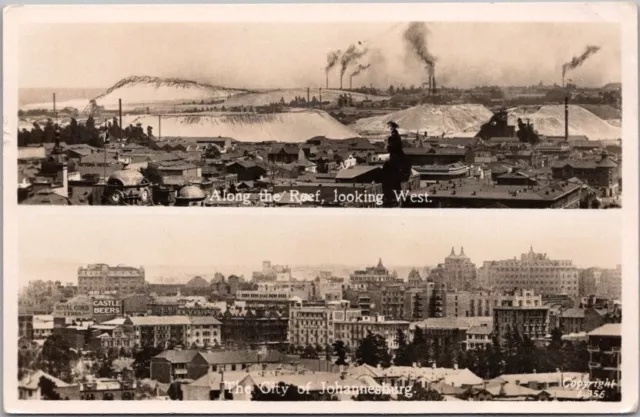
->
[93,299,122,315]
[53,299,92,318]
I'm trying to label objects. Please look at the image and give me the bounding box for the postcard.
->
[3,2,638,414]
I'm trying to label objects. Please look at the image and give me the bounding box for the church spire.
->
[450,247,456,256]
[460,247,465,256]
[377,258,384,268]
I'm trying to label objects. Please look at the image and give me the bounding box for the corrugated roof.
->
[189,317,222,325]
[154,350,200,364]
[128,316,191,326]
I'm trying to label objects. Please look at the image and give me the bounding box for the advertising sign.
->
[53,299,92,318]
[93,299,122,315]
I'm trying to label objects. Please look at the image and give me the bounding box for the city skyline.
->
[19,210,621,285]
[19,22,620,90]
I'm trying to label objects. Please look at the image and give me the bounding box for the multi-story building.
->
[333,315,410,351]
[465,323,492,350]
[551,153,620,197]
[77,264,145,296]
[476,262,492,289]
[434,248,477,291]
[587,324,621,401]
[409,317,493,353]
[442,290,494,318]
[220,310,288,349]
[376,284,406,320]
[123,316,191,348]
[407,268,424,287]
[493,300,549,343]
[288,301,361,348]
[32,315,54,340]
[19,314,34,341]
[403,283,437,321]
[188,317,222,347]
[252,261,292,282]
[311,275,344,302]
[579,268,603,297]
[600,265,622,300]
[348,259,401,290]
[256,281,314,301]
[484,247,579,298]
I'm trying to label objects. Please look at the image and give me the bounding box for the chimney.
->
[326,72,329,90]
[564,96,569,141]
[158,115,162,141]
[349,75,353,90]
[428,76,433,96]
[307,87,310,108]
[432,76,437,97]
[319,88,323,110]
[119,98,123,134]
[53,93,57,122]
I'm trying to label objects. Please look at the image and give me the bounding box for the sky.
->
[19,22,621,90]
[18,210,621,286]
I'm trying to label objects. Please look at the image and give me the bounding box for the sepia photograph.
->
[12,211,625,405]
[3,2,638,415]
[13,18,625,208]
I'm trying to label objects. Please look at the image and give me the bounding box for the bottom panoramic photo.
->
[14,211,623,404]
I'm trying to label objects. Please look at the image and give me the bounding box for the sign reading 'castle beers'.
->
[93,299,122,315]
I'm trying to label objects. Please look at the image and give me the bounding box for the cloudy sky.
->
[17,210,621,286]
[19,22,620,90]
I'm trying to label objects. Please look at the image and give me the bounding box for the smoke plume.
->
[350,64,371,78]
[562,45,601,78]
[403,22,436,77]
[340,42,369,80]
[325,50,342,73]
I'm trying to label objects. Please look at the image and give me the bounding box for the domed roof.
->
[177,185,205,200]
[108,170,146,187]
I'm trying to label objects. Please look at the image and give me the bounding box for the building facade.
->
[77,264,146,296]
[348,259,401,290]
[587,324,621,401]
[435,248,477,291]
[123,316,190,348]
[484,247,579,298]
[333,316,410,350]
[287,301,361,348]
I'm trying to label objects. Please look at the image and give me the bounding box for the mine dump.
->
[18,22,622,208]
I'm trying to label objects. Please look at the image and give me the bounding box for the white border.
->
[3,2,638,414]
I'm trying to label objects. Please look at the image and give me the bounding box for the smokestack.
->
[307,87,310,108]
[349,75,353,90]
[158,115,162,140]
[319,88,322,110]
[432,76,437,97]
[53,93,57,122]
[119,99,123,133]
[428,77,432,96]
[564,96,569,141]
[326,72,329,89]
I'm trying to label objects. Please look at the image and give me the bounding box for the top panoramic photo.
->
[16,21,623,208]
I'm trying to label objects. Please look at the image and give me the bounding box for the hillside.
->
[508,105,621,140]
[352,104,494,137]
[131,109,360,143]
[222,88,388,107]
[94,76,245,109]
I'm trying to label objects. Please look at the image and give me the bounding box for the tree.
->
[97,359,113,378]
[168,380,184,400]
[301,344,319,359]
[42,333,75,382]
[393,330,413,366]
[332,340,348,366]
[132,346,163,379]
[139,165,163,185]
[549,327,564,351]
[39,376,62,400]
[355,331,391,368]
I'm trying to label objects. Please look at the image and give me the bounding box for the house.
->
[268,145,299,164]
[18,370,73,400]
[225,161,267,182]
[150,350,201,383]
[404,147,473,166]
[465,381,540,401]
[186,349,286,381]
[188,317,222,348]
